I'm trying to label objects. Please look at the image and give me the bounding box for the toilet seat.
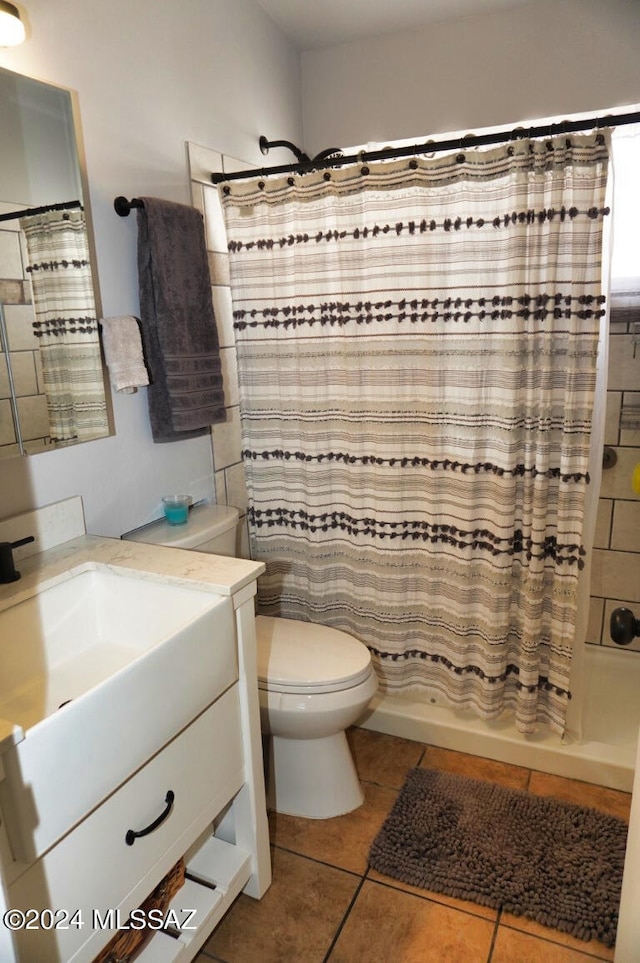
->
[255,615,374,694]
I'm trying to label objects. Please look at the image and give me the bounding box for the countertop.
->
[0,534,265,613]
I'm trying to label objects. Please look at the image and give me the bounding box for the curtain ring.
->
[509,127,527,156]
[357,149,369,175]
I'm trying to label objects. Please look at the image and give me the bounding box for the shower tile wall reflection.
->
[590,288,640,652]
[0,211,50,455]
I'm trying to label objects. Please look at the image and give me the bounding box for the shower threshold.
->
[359,645,640,792]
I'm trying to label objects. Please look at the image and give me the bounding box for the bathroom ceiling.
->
[255,0,537,50]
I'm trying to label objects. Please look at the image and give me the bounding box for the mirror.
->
[0,65,111,457]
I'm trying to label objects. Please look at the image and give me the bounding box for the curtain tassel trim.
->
[369,648,572,699]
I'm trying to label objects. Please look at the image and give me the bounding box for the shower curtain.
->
[20,208,108,445]
[221,134,610,735]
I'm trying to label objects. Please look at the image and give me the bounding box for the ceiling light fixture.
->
[0,2,25,46]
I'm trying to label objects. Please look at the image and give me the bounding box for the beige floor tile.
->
[347,726,425,789]
[366,868,498,922]
[197,744,629,963]
[492,924,613,962]
[420,745,531,790]
[269,780,397,875]
[528,771,631,822]
[328,879,495,962]
[201,847,359,962]
[499,913,615,961]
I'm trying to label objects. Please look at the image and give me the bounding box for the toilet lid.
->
[255,616,373,694]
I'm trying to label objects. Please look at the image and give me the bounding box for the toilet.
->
[124,502,377,819]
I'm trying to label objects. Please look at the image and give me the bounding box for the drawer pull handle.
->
[125,790,175,846]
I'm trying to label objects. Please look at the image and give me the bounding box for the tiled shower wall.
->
[589,289,640,653]
[0,206,49,454]
[188,142,250,558]
[188,143,640,655]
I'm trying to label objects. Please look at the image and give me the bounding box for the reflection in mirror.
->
[0,66,110,457]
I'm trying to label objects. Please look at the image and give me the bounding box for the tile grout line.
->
[194,947,228,962]
[321,872,369,963]
[364,873,500,925]
[270,840,365,878]
[486,908,502,962]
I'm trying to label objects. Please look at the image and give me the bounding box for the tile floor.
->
[196,728,631,963]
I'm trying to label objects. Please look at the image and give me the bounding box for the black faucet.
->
[0,536,35,583]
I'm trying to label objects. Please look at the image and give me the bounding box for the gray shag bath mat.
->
[369,767,628,947]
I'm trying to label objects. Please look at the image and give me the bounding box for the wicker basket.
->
[92,858,186,963]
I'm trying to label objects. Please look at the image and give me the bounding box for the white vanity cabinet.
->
[0,524,271,963]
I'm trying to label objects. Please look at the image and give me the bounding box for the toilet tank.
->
[123,503,240,557]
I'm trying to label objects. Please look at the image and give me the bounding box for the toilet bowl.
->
[123,502,377,818]
[256,614,377,818]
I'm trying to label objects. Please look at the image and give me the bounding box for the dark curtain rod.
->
[0,199,83,223]
[210,109,640,186]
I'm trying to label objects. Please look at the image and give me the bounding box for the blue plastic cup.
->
[162,495,191,525]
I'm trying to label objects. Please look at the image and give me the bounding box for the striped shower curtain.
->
[20,208,109,445]
[220,134,610,734]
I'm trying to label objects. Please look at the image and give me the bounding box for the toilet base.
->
[266,731,364,819]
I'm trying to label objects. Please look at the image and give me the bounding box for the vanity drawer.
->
[8,685,244,963]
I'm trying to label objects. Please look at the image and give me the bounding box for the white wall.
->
[301,0,640,154]
[0,0,301,537]
[6,0,639,539]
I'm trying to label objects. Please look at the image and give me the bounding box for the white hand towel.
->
[100,316,150,394]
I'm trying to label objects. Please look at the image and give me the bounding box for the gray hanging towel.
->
[137,196,226,442]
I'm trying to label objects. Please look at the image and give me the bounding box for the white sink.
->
[0,564,237,862]
[0,566,223,729]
